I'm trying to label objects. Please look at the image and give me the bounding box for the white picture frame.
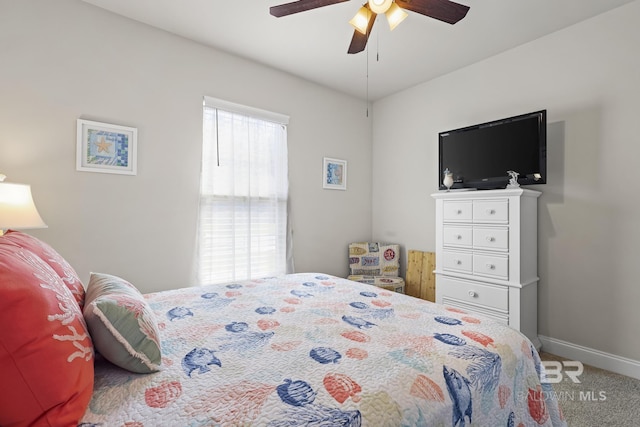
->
[76,119,137,175]
[322,157,347,190]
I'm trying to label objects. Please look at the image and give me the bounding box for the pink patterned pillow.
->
[0,244,94,426]
[3,230,86,308]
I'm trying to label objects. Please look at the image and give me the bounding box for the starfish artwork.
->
[94,137,112,153]
[78,119,137,174]
[84,128,127,167]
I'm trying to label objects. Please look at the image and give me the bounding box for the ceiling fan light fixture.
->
[349,6,371,35]
[385,3,408,30]
[368,0,392,14]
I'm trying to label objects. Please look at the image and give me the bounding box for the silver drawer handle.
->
[454,259,462,265]
[486,236,495,242]
[468,290,477,297]
[486,209,495,215]
[486,263,496,270]
[456,209,462,215]
[455,234,462,240]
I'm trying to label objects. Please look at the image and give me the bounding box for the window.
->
[196,97,290,285]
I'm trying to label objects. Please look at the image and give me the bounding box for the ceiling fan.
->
[270,0,470,54]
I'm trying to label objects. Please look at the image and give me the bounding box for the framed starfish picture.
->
[76,119,137,175]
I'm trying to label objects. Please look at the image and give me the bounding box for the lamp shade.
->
[349,5,372,35]
[0,182,47,231]
[368,0,392,14]
[386,3,408,30]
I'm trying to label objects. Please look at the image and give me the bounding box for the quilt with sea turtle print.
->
[79,273,566,426]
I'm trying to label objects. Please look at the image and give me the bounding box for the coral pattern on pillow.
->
[4,230,86,308]
[0,243,94,426]
[84,272,162,373]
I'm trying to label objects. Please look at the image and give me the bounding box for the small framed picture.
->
[76,119,137,175]
[323,157,347,190]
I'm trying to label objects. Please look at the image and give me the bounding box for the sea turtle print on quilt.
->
[79,273,566,426]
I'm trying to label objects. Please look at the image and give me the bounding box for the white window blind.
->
[196,96,290,285]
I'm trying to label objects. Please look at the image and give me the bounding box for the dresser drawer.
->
[443,200,472,222]
[473,253,509,279]
[442,250,472,273]
[473,227,509,251]
[443,226,472,247]
[438,276,508,311]
[473,199,508,223]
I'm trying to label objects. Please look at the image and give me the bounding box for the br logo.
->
[541,361,584,383]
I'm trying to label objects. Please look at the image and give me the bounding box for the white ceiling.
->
[81,0,634,100]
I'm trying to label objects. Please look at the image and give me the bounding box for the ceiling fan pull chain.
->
[377,26,380,62]
[366,40,369,117]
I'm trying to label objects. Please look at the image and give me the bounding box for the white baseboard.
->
[539,335,640,381]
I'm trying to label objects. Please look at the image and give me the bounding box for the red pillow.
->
[0,244,94,427]
[3,230,85,309]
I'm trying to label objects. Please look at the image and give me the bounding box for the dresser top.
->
[431,188,541,200]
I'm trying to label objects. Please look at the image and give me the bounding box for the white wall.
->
[372,1,640,363]
[0,0,372,292]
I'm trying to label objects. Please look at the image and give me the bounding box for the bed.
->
[0,232,565,426]
[82,273,565,426]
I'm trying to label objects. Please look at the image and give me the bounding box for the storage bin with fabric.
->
[347,242,405,293]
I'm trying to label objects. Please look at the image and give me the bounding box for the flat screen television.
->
[438,110,547,190]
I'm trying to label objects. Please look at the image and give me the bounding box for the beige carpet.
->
[539,352,640,426]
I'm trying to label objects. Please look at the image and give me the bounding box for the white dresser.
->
[432,188,541,348]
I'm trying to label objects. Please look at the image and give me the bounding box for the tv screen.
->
[438,110,546,190]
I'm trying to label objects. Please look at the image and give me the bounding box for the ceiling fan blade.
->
[270,0,350,17]
[347,8,376,54]
[395,0,469,24]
